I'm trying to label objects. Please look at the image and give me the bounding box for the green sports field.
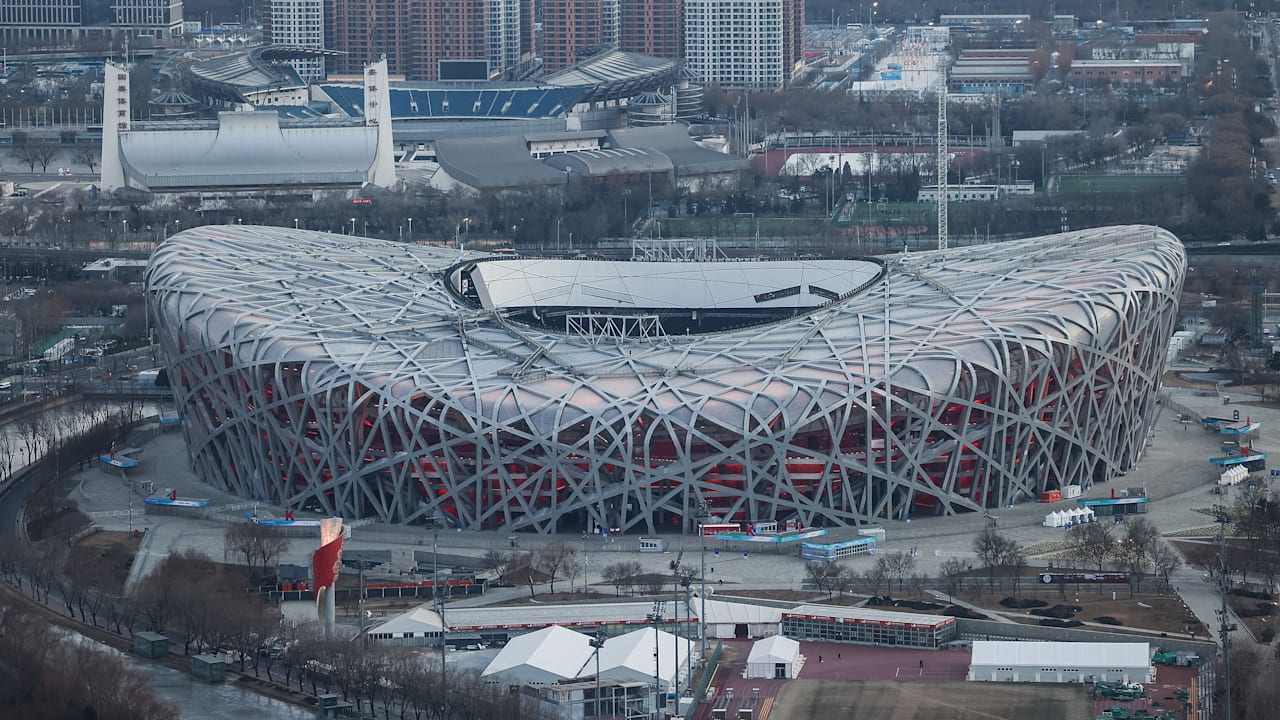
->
[1054,174,1185,194]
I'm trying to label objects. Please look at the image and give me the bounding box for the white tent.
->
[364,606,443,646]
[1043,511,1060,527]
[744,635,804,679]
[597,627,692,691]
[481,625,594,687]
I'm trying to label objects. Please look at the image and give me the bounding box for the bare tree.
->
[876,551,916,593]
[30,141,60,172]
[1069,522,1115,572]
[10,143,40,172]
[505,550,539,598]
[973,527,1019,592]
[602,560,642,596]
[73,146,98,173]
[224,522,289,581]
[534,540,577,594]
[805,561,837,595]
[1150,541,1183,592]
[938,557,971,601]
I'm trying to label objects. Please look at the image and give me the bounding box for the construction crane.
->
[936,62,949,251]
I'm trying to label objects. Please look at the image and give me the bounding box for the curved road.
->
[0,399,310,719]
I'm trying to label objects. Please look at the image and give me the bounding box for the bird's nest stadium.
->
[146,225,1184,534]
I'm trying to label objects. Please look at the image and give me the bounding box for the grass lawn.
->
[1055,174,1185,194]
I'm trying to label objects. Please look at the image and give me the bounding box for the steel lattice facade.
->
[146,225,1184,533]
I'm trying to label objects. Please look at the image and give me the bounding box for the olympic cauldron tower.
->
[146,225,1184,534]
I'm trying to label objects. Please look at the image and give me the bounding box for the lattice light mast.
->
[936,65,949,251]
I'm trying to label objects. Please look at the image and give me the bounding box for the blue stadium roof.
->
[318,85,587,121]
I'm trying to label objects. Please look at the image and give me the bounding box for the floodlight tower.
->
[936,63,949,251]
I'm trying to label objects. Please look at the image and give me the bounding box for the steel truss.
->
[146,225,1185,534]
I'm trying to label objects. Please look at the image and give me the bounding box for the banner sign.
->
[1039,572,1128,584]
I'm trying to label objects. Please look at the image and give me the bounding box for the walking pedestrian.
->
[837,652,841,660]
[919,659,924,670]
[818,655,823,663]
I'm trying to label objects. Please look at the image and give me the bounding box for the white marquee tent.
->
[1044,506,1096,527]
[597,627,693,691]
[481,625,594,686]
[744,635,804,679]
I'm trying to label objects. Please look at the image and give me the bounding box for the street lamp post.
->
[668,553,683,712]
[407,217,413,243]
[294,218,300,229]
[590,633,606,718]
[647,601,666,720]
[433,528,446,690]
[349,218,357,236]
[695,502,709,667]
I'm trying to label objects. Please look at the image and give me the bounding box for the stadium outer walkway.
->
[73,382,1259,641]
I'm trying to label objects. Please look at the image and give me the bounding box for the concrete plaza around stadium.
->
[76,377,1246,618]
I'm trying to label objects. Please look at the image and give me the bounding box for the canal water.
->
[62,628,313,720]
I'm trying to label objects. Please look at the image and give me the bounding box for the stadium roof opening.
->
[454,258,883,334]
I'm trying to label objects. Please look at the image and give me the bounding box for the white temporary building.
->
[364,606,444,647]
[744,635,805,679]
[597,627,693,691]
[481,625,594,687]
[696,597,783,639]
[967,641,1152,684]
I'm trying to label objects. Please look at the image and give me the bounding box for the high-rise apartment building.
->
[540,0,619,73]
[326,0,521,81]
[488,0,523,79]
[1,0,183,44]
[683,0,801,90]
[620,0,682,59]
[326,0,414,78]
[264,0,326,81]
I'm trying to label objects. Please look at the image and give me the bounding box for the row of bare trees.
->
[266,623,555,720]
[803,550,932,599]
[483,541,582,597]
[2,533,555,720]
[0,593,177,720]
[1061,516,1182,597]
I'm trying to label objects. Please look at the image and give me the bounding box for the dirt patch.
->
[1226,593,1278,641]
[1162,371,1217,390]
[955,589,1207,636]
[27,507,91,542]
[69,530,142,595]
[769,680,1091,720]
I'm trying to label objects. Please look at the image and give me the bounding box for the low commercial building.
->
[917,182,1034,202]
[1066,60,1182,87]
[781,605,957,648]
[967,641,1152,683]
[432,125,747,193]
